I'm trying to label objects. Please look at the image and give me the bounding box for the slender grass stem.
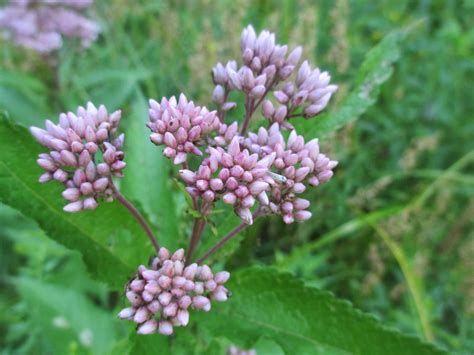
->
[369,222,434,341]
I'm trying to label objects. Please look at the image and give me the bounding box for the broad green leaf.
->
[293,30,404,138]
[121,90,180,250]
[0,87,50,126]
[0,113,153,288]
[252,337,285,355]
[196,266,444,355]
[15,277,123,355]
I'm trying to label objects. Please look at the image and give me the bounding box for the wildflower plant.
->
[0,14,444,354]
[28,24,337,336]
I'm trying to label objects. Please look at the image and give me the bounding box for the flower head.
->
[244,123,337,223]
[118,247,230,335]
[263,60,338,126]
[180,137,275,225]
[148,94,221,164]
[30,102,124,212]
[0,0,99,54]
[211,25,304,116]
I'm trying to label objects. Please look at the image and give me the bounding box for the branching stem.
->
[109,179,160,254]
[196,209,262,264]
[240,77,279,135]
[196,222,248,264]
[185,202,212,264]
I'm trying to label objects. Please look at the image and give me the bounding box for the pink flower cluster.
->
[263,61,338,126]
[211,25,304,113]
[244,123,337,223]
[0,0,99,54]
[30,103,125,212]
[119,248,230,335]
[148,94,221,164]
[180,137,275,225]
[149,25,338,225]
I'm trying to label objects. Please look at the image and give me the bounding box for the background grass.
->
[0,0,473,353]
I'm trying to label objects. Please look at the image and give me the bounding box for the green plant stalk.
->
[369,221,434,342]
[411,150,474,209]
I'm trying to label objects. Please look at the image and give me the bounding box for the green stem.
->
[369,222,434,342]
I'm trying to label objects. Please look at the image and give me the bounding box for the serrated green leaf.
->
[121,90,180,250]
[0,113,153,288]
[293,30,404,138]
[195,266,445,355]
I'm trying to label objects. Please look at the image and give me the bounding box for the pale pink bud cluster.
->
[244,123,337,224]
[148,94,222,164]
[118,248,230,335]
[211,25,303,113]
[0,0,99,54]
[30,103,125,212]
[263,61,338,125]
[180,137,275,225]
[228,345,257,355]
[211,121,240,148]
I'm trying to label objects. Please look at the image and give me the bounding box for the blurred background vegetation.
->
[0,0,473,353]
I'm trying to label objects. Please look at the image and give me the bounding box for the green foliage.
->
[121,90,180,250]
[16,277,121,354]
[196,266,444,355]
[0,114,151,288]
[1,0,473,353]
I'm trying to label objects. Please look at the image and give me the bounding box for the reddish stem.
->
[195,222,248,264]
[195,209,262,264]
[109,180,160,254]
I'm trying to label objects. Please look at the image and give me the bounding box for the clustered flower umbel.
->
[147,94,221,164]
[30,103,125,212]
[0,0,99,54]
[149,25,337,225]
[244,123,337,224]
[27,24,337,338]
[180,137,275,225]
[262,61,338,128]
[211,26,304,113]
[118,248,230,335]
